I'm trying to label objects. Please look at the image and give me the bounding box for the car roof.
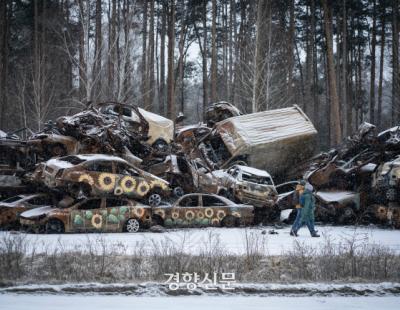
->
[179,193,234,204]
[58,154,128,164]
[233,165,272,178]
[1,193,46,203]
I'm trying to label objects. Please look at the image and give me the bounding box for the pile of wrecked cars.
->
[300,123,400,228]
[2,100,399,234]
[3,101,307,233]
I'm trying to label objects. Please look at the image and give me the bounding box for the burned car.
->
[194,164,278,208]
[27,133,79,158]
[152,193,254,228]
[275,181,300,211]
[0,194,54,229]
[314,190,360,224]
[372,155,400,203]
[205,101,242,127]
[33,154,170,206]
[97,102,174,151]
[20,197,152,233]
[147,155,193,197]
[175,124,211,155]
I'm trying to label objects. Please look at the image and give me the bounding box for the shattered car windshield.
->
[241,173,273,185]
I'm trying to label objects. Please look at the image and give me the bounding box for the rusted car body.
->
[0,194,54,229]
[152,193,254,228]
[192,164,278,208]
[28,133,79,158]
[19,197,152,233]
[175,124,211,155]
[0,136,35,198]
[372,155,400,202]
[97,102,174,150]
[147,155,193,197]
[314,190,360,224]
[33,154,170,206]
[275,181,299,211]
[205,101,242,127]
[148,157,278,208]
[195,105,318,180]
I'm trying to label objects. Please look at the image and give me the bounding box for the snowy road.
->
[1,295,400,310]
[1,225,400,255]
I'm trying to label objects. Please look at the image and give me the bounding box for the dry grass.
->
[0,230,399,285]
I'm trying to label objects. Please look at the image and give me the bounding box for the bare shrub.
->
[0,230,399,284]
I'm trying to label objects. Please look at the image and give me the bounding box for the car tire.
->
[153,139,169,152]
[386,188,397,202]
[125,218,140,233]
[221,215,238,228]
[173,186,184,197]
[152,214,164,226]
[45,219,65,234]
[148,193,162,206]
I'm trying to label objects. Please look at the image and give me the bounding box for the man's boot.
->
[311,232,320,237]
[290,229,298,237]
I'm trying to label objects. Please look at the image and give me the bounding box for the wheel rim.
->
[126,219,140,232]
[223,216,235,227]
[173,187,184,197]
[47,221,62,233]
[149,193,161,206]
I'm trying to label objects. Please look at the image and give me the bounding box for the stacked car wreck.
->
[303,123,400,228]
[1,100,399,233]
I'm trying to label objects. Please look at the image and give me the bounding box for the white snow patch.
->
[315,191,357,203]
[2,225,400,256]
[0,295,399,310]
[45,158,74,169]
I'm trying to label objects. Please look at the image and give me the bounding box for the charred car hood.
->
[20,206,54,219]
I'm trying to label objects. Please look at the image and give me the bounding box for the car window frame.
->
[201,194,228,207]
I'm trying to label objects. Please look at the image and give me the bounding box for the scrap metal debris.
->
[304,122,400,228]
[1,100,400,232]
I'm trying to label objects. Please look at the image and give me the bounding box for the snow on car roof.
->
[138,107,173,127]
[46,158,75,169]
[315,191,358,204]
[20,206,54,219]
[47,154,128,168]
[74,154,127,163]
[236,165,272,178]
[175,123,208,134]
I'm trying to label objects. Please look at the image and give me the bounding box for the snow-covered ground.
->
[2,225,400,255]
[1,282,399,296]
[1,295,400,310]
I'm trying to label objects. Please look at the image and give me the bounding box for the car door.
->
[24,195,53,210]
[224,167,239,188]
[105,197,131,232]
[114,162,145,198]
[192,161,218,193]
[201,195,230,226]
[70,198,104,232]
[84,161,115,194]
[171,195,200,227]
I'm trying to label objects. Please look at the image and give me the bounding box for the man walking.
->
[290,180,305,236]
[291,183,320,237]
